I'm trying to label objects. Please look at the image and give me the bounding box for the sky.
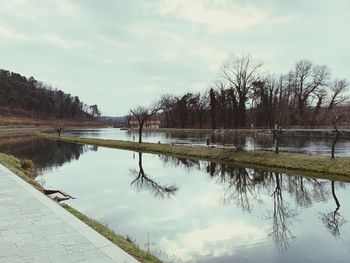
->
[0,0,349,116]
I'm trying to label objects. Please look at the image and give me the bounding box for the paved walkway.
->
[0,164,139,263]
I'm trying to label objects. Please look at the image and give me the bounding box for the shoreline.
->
[37,131,350,182]
[129,127,350,138]
[0,152,161,263]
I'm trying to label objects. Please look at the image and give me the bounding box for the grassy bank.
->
[61,204,161,263]
[0,152,43,191]
[130,127,270,135]
[38,131,350,181]
[0,151,162,263]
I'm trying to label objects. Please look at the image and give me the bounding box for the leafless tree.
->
[328,108,344,159]
[328,79,349,110]
[222,55,263,127]
[130,103,162,143]
[273,75,289,154]
[290,59,330,124]
[159,94,176,127]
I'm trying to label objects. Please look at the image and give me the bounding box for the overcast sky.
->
[0,0,349,116]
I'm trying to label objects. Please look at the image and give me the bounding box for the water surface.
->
[1,136,349,262]
[64,128,350,156]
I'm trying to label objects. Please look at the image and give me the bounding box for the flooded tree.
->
[273,126,283,154]
[327,107,348,159]
[130,152,178,198]
[130,104,162,143]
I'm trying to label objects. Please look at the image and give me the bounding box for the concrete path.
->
[0,164,139,263]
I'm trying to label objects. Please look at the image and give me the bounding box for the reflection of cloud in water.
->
[158,220,267,262]
[36,148,350,262]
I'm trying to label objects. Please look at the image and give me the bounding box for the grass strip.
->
[61,204,162,263]
[37,131,350,181]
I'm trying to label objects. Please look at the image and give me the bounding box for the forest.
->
[0,69,100,120]
[157,56,350,129]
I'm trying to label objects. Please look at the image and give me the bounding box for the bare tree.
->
[290,59,330,124]
[328,79,349,110]
[222,55,263,127]
[329,108,343,159]
[159,94,176,127]
[130,103,162,143]
[273,75,289,154]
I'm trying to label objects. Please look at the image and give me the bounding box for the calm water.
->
[64,128,350,156]
[1,136,349,262]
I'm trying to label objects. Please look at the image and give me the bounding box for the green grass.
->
[37,130,350,182]
[61,204,162,263]
[0,152,43,191]
[131,127,270,135]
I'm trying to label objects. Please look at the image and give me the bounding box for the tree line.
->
[0,69,100,119]
[157,55,349,129]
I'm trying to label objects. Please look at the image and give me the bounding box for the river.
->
[0,133,349,262]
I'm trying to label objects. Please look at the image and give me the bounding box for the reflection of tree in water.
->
[318,180,347,238]
[209,163,267,212]
[286,176,328,207]
[156,155,348,250]
[0,135,95,174]
[266,173,298,251]
[158,155,200,170]
[130,152,178,199]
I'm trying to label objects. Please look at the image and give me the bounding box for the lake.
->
[0,135,349,262]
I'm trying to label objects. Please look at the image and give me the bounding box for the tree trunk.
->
[331,130,339,159]
[138,122,144,143]
[274,127,282,154]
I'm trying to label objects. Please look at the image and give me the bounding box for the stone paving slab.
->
[0,164,139,263]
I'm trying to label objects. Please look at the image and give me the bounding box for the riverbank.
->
[0,152,42,191]
[0,152,161,263]
[38,131,350,181]
[131,127,350,138]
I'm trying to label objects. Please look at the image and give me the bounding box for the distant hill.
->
[0,69,100,121]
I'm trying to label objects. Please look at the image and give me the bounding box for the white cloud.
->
[159,219,267,261]
[149,0,270,32]
[0,25,27,40]
[42,35,84,49]
[0,0,84,21]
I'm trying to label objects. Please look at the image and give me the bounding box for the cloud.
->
[0,25,27,40]
[148,0,269,32]
[0,0,83,21]
[158,219,267,261]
